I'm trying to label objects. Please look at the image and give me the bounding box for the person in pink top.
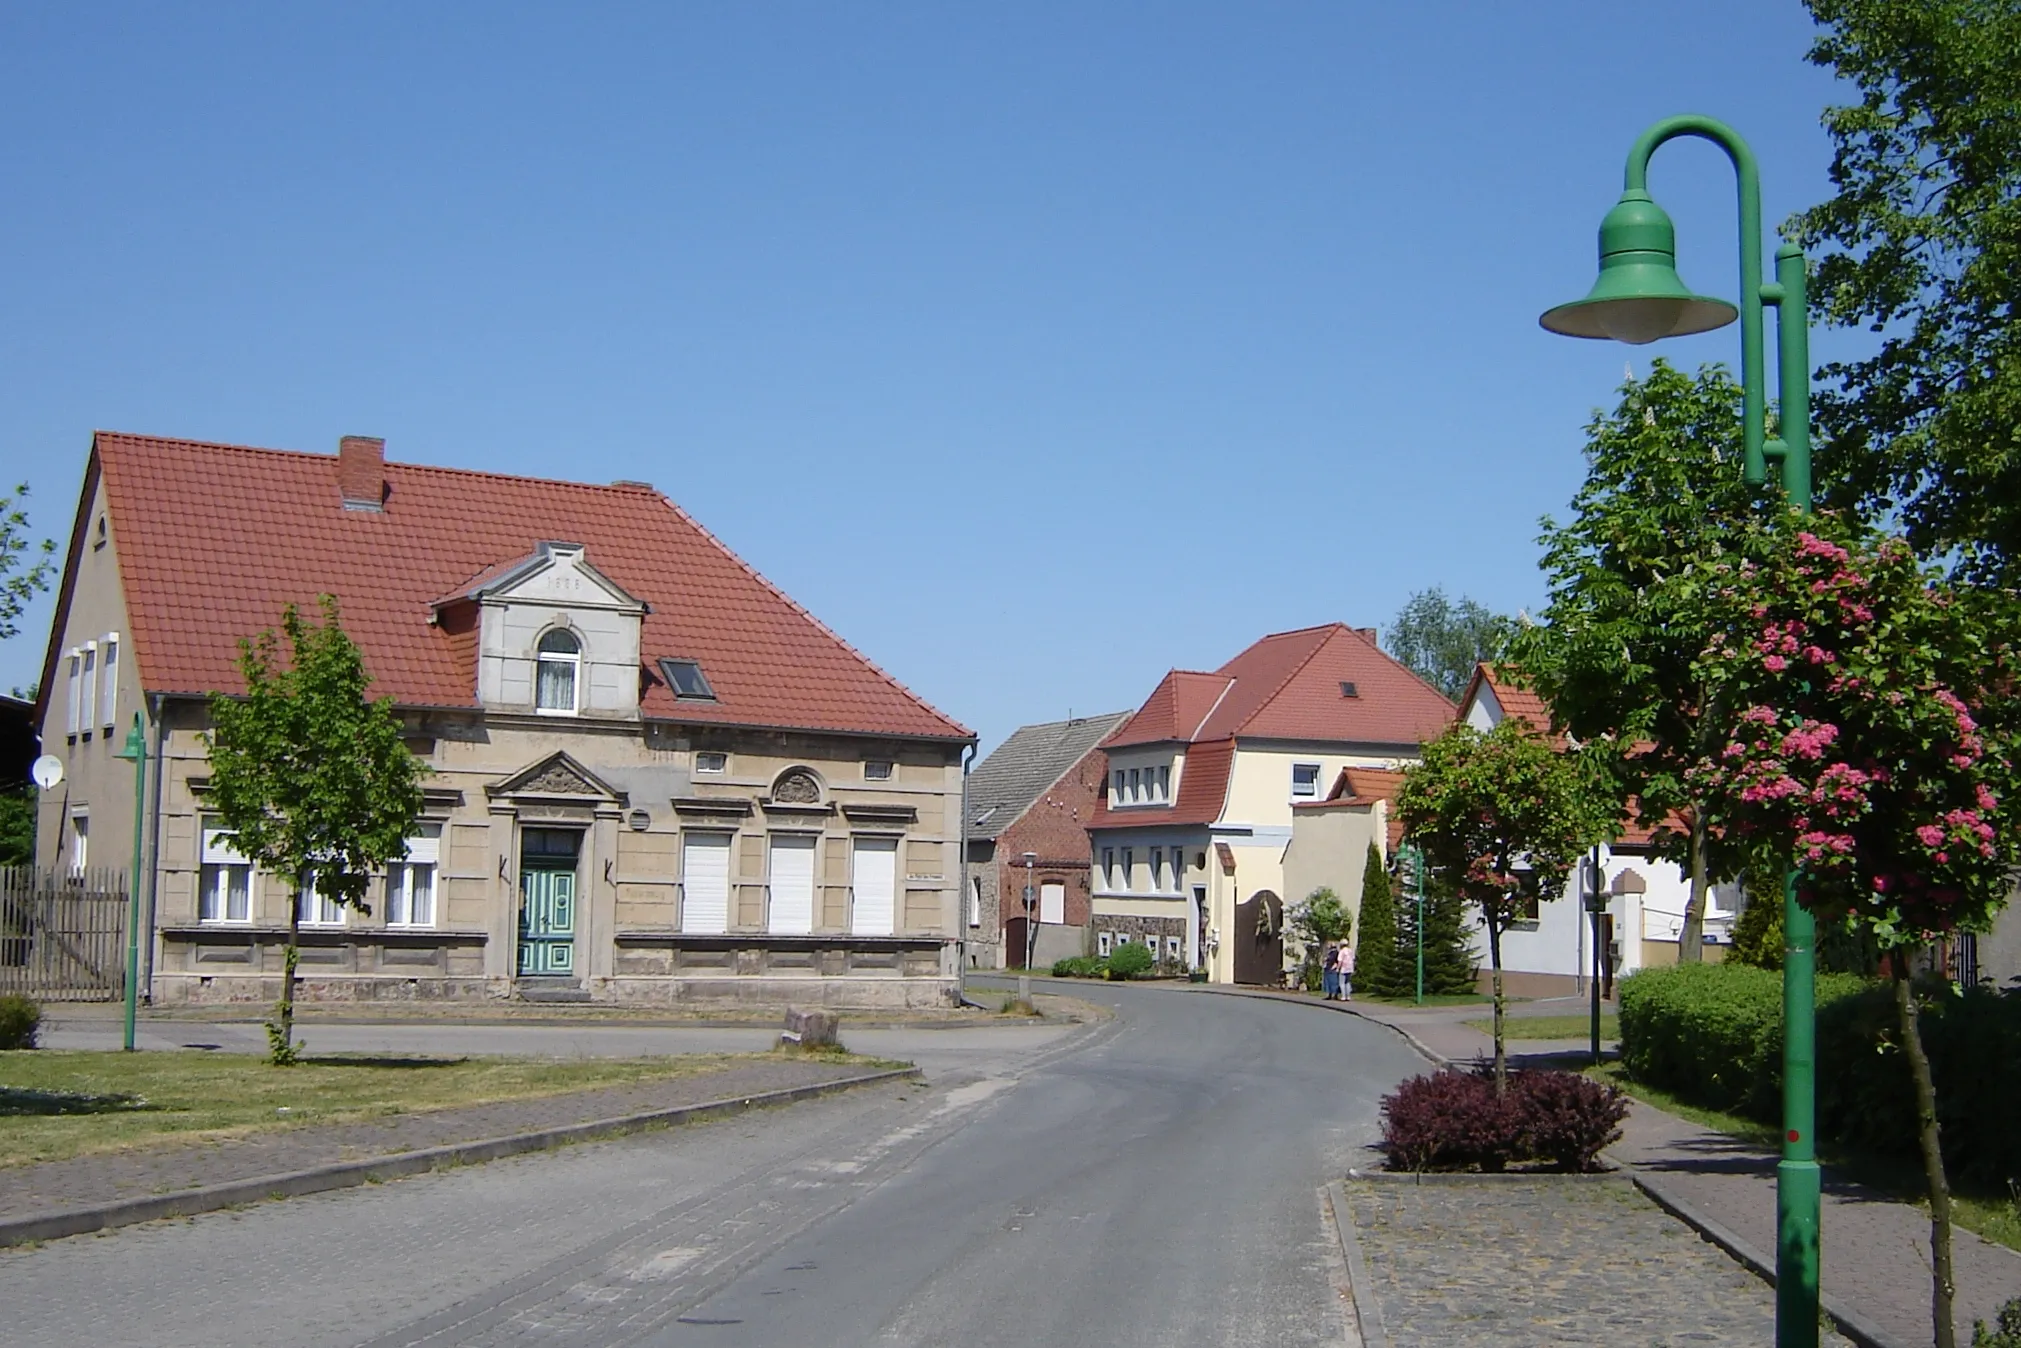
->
[1337,939,1356,1000]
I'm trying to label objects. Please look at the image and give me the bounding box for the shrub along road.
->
[0,984,1424,1348]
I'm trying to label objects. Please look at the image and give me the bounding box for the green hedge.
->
[1620,962,2021,1188]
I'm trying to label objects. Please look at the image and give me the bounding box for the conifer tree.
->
[1351,842,1395,996]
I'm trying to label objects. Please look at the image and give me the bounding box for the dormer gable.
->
[444,542,648,719]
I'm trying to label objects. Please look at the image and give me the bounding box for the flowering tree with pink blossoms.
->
[1687,510,2021,1346]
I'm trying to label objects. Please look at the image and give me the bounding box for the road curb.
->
[0,1065,920,1250]
[1621,1168,1907,1348]
[1329,1180,1388,1348]
[1169,982,1456,1068]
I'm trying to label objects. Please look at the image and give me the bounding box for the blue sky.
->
[0,2,1857,751]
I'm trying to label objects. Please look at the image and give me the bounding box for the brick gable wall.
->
[992,746,1108,963]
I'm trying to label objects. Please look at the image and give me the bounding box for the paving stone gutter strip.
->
[0,1065,917,1250]
[1328,1180,1388,1348]
[1623,1168,1909,1348]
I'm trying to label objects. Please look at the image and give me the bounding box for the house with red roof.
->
[33,432,973,1008]
[1087,624,1455,985]
[1456,663,1737,997]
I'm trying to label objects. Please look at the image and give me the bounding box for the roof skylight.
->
[659,658,717,701]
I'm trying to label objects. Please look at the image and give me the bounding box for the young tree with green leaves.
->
[1351,842,1395,996]
[1789,0,2021,584]
[1507,360,1774,963]
[1396,720,1603,1089]
[1687,512,2021,1348]
[0,483,55,643]
[1288,887,1352,993]
[206,597,424,1065]
[1383,587,1516,701]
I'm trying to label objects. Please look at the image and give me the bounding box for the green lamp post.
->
[1541,114,1818,1348]
[112,714,147,1053]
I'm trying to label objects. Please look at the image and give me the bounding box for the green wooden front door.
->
[517,867,577,976]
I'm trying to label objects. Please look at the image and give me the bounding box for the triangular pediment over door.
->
[486,751,626,803]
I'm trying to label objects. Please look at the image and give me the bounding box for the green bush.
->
[1974,1296,2021,1348]
[1354,843,1398,995]
[1105,941,1155,980]
[0,995,42,1050]
[1049,956,1106,979]
[1620,962,2021,1188]
[1618,962,1869,1119]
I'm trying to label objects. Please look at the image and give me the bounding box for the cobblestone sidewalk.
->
[1339,1175,1853,1348]
[0,1057,878,1223]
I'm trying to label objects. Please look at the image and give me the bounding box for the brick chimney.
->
[338,436,386,512]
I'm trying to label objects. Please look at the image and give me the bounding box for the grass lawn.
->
[1466,1013,1619,1040]
[1589,1063,2021,1253]
[0,1049,780,1168]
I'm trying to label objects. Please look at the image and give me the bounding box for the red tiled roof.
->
[81,433,968,740]
[1087,737,1235,831]
[1106,624,1454,753]
[1102,670,1233,748]
[1457,662,1562,746]
[1199,625,1455,743]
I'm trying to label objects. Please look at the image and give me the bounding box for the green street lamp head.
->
[115,714,145,762]
[1540,189,1738,345]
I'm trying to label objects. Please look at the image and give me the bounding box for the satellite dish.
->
[31,755,63,791]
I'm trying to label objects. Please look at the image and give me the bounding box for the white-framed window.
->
[1128,768,1141,802]
[100,633,119,730]
[1166,935,1182,960]
[1112,769,1125,803]
[535,628,581,714]
[695,751,728,774]
[850,836,899,937]
[298,870,346,926]
[864,760,894,781]
[1098,931,1114,956]
[386,824,441,927]
[80,643,97,738]
[968,875,982,927]
[199,821,252,923]
[65,649,81,737]
[69,812,89,872]
[1150,848,1164,890]
[1157,765,1171,801]
[1102,847,1116,890]
[1121,848,1135,891]
[1292,762,1322,798]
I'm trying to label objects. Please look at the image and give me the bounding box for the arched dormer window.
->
[535,628,581,714]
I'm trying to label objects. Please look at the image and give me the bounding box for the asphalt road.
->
[2,984,1426,1348]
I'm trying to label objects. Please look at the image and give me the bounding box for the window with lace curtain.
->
[535,629,581,714]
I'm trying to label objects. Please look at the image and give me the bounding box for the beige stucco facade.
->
[1092,738,1419,984]
[34,470,970,1010]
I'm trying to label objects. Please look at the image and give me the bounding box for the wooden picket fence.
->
[0,866,128,1002]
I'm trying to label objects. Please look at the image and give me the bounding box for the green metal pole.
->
[1621,121,1817,1348]
[1414,845,1424,1006]
[116,714,147,1053]
[1770,241,1819,1343]
[1590,848,1603,1067]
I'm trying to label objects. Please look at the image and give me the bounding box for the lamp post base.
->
[1776,1156,1822,1348]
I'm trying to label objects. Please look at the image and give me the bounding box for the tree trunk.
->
[1895,969,1956,1348]
[1488,918,1507,1094]
[271,884,302,1066]
[1678,813,1707,963]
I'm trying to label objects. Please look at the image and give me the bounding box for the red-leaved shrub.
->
[1379,1068,1627,1173]
[1512,1070,1629,1171]
[1379,1069,1524,1172]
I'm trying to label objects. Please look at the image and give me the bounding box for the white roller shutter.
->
[851,838,897,936]
[681,833,731,935]
[1040,882,1065,925]
[767,835,816,935]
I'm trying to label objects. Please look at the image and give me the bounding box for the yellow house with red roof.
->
[1087,624,1455,985]
[31,432,974,1008]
